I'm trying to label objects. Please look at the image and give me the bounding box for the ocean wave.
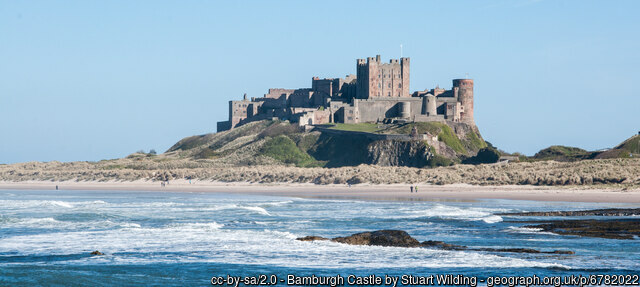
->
[258,200,294,207]
[0,199,108,210]
[204,204,271,216]
[401,204,504,223]
[0,225,569,270]
[166,222,225,230]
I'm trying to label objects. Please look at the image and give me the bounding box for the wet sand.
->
[1,180,640,203]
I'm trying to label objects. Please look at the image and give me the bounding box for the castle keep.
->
[217,55,474,131]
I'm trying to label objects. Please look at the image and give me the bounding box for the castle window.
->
[388,83,391,88]
[388,92,391,97]
[399,84,402,88]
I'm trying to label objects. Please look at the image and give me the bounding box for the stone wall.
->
[354,97,423,122]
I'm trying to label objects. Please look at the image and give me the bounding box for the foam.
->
[205,204,271,216]
[506,226,559,236]
[259,200,294,207]
[0,222,567,269]
[0,199,107,210]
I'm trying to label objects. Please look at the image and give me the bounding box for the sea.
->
[0,189,639,286]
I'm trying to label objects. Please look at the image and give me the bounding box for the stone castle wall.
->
[217,55,474,132]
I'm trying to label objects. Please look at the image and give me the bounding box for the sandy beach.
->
[2,180,640,203]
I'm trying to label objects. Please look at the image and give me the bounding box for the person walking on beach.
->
[415,186,418,193]
[410,186,414,193]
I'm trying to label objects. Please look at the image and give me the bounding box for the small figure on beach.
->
[55,185,58,190]
[415,186,418,193]
[410,186,414,193]
[161,182,165,187]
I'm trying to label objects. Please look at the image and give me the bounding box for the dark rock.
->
[499,208,640,217]
[90,250,104,256]
[474,248,573,254]
[476,247,541,253]
[550,250,575,255]
[297,230,575,255]
[522,219,640,240]
[331,230,421,247]
[296,236,329,241]
[421,240,467,250]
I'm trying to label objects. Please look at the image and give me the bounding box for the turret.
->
[452,79,474,125]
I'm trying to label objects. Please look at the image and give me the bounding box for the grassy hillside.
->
[162,120,488,168]
[525,134,640,162]
[532,146,598,162]
[596,135,640,159]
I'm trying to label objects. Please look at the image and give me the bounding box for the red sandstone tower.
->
[452,79,474,125]
[356,55,410,99]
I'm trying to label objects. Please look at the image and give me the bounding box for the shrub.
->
[463,147,501,164]
[427,154,453,167]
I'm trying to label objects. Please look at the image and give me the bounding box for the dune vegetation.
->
[2,120,638,188]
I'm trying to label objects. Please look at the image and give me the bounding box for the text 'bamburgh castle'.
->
[217,55,474,131]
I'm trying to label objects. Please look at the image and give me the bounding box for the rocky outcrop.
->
[421,240,466,250]
[90,250,104,256]
[331,230,422,247]
[500,208,640,217]
[366,141,432,168]
[297,230,574,254]
[420,240,573,254]
[297,230,421,247]
[523,219,640,240]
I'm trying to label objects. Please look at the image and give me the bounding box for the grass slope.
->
[260,135,322,167]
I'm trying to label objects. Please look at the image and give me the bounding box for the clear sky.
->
[1,0,639,164]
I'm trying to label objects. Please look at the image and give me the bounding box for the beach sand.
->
[1,180,640,203]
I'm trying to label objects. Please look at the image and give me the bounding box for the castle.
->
[217,55,474,131]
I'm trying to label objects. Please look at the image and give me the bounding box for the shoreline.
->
[2,180,640,203]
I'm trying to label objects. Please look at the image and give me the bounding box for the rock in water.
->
[421,240,467,250]
[499,208,640,217]
[90,250,104,256]
[523,219,640,240]
[296,236,329,241]
[331,230,421,247]
[297,230,575,254]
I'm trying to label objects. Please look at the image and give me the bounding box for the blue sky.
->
[1,0,639,163]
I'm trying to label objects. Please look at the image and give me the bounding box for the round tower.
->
[426,95,437,116]
[400,102,411,118]
[452,79,474,125]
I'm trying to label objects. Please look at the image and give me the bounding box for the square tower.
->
[356,55,410,99]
